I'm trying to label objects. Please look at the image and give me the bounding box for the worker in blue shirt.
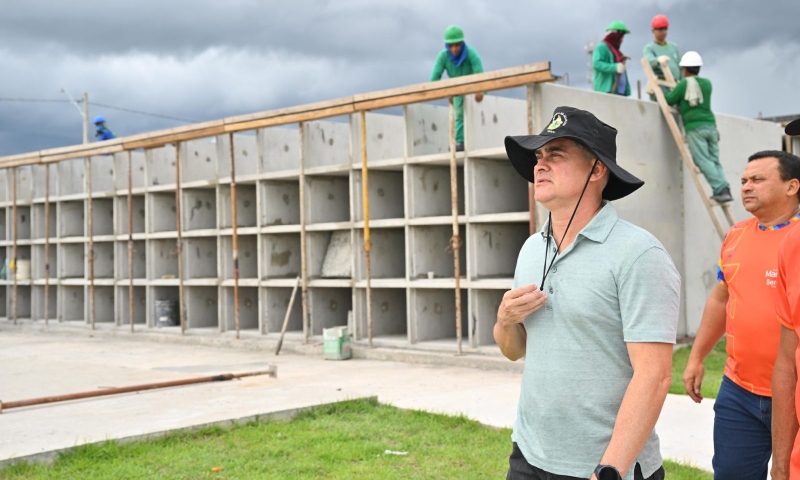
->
[94,115,116,141]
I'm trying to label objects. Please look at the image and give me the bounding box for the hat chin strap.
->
[540,159,598,290]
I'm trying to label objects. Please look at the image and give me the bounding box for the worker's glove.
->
[657,55,670,64]
[616,63,625,74]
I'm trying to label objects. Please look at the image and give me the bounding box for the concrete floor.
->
[0,331,714,472]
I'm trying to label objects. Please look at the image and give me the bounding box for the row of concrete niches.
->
[0,220,529,284]
[0,284,505,348]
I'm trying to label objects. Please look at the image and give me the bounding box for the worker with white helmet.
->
[665,51,732,203]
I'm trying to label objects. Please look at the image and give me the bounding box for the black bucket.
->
[155,300,179,327]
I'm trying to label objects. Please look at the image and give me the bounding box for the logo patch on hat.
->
[546,112,567,132]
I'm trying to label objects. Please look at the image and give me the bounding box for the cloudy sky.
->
[1,0,797,156]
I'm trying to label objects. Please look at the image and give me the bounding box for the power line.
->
[0,97,197,124]
[89,101,197,123]
[0,97,70,103]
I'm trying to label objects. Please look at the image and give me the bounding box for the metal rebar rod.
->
[86,156,95,329]
[127,151,134,333]
[175,145,186,334]
[228,133,240,339]
[11,168,17,325]
[298,123,310,343]
[448,100,463,356]
[526,84,536,235]
[0,367,277,413]
[360,111,373,348]
[44,164,50,325]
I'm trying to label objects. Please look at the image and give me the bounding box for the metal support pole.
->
[44,164,50,325]
[127,151,135,333]
[526,84,536,235]
[298,123,310,343]
[360,111,373,347]
[448,100,463,356]
[228,133,240,339]
[11,168,17,325]
[175,145,186,334]
[86,156,95,329]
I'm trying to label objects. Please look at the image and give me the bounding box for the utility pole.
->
[82,92,89,144]
[60,89,90,144]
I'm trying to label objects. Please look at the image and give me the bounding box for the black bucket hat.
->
[786,118,800,136]
[505,106,644,201]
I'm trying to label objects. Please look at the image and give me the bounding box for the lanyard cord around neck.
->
[540,159,599,291]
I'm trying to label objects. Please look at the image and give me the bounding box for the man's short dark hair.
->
[748,150,800,200]
[685,66,701,75]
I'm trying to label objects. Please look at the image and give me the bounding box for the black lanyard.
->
[540,159,598,291]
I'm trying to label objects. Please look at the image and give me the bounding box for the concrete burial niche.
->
[307,230,352,279]
[32,203,57,239]
[185,286,219,329]
[352,170,404,222]
[353,287,407,341]
[58,244,85,279]
[32,285,57,320]
[354,228,404,281]
[148,239,179,279]
[116,286,147,325]
[308,287,352,335]
[222,286,259,331]
[183,237,218,279]
[58,201,84,238]
[90,241,115,279]
[114,195,146,235]
[220,235,257,279]
[407,164,465,218]
[408,225,466,280]
[304,175,350,224]
[147,192,177,233]
[115,240,146,279]
[261,233,301,279]
[409,288,468,343]
[182,187,217,231]
[93,286,115,323]
[219,184,257,229]
[32,245,57,280]
[262,286,303,334]
[468,223,529,280]
[58,285,85,322]
[90,198,114,236]
[12,205,32,240]
[467,158,529,216]
[469,289,503,347]
[260,180,300,227]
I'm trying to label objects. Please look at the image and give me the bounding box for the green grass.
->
[0,399,711,480]
[670,339,727,399]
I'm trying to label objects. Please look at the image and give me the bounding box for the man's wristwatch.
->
[594,464,622,480]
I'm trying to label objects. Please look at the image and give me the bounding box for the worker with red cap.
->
[643,14,682,100]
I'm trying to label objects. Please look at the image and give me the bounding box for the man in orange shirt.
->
[683,149,800,479]
[773,120,800,480]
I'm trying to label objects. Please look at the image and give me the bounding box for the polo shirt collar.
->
[539,201,618,244]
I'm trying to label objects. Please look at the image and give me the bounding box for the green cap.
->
[444,25,464,44]
[606,20,630,34]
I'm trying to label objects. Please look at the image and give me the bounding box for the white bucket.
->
[15,260,31,280]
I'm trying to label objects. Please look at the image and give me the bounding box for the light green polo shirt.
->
[511,202,680,480]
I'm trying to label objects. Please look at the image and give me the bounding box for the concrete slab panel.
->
[258,126,300,173]
[260,180,300,227]
[147,192,177,233]
[56,159,85,196]
[304,176,349,224]
[182,188,217,231]
[263,286,302,334]
[146,146,177,187]
[90,241,114,279]
[320,230,352,278]
[221,235,257,279]
[303,120,350,169]
[186,286,218,329]
[218,134,258,178]
[470,289,502,347]
[116,240,146,279]
[90,198,114,236]
[354,287,407,340]
[116,285,147,325]
[148,239,179,280]
[464,94,527,151]
[405,104,449,156]
[219,184,257,228]
[308,287,352,335]
[350,112,405,164]
[408,165,464,218]
[114,151,146,191]
[409,225,466,280]
[352,170,404,221]
[468,223,529,280]
[410,288,468,343]
[89,155,115,193]
[354,228,404,280]
[467,158,528,215]
[222,286,258,331]
[115,195,145,235]
[183,237,218,279]
[262,233,301,279]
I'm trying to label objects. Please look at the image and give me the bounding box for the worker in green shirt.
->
[592,21,631,97]
[430,25,484,152]
[665,51,732,203]
[643,14,682,100]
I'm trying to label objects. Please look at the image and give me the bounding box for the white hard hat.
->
[679,51,703,67]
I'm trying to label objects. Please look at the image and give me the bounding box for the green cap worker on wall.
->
[430,25,484,152]
[592,21,631,97]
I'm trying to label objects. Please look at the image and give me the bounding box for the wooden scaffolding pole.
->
[360,111,373,347]
[298,123,310,343]
[175,144,186,334]
[11,168,17,325]
[448,100,463,356]
[127,151,135,333]
[86,156,96,329]
[228,133,241,339]
[44,164,51,325]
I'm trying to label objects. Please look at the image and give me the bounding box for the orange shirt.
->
[717,214,800,396]
[776,224,800,480]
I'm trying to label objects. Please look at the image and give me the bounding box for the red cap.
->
[651,14,669,29]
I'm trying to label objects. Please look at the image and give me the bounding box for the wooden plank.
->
[0,61,554,166]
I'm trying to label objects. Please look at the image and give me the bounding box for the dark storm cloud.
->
[1,0,798,155]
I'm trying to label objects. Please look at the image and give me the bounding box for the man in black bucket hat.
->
[495,106,680,480]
